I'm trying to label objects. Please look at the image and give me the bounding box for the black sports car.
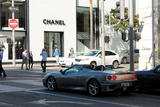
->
[135,65,160,90]
[43,65,137,96]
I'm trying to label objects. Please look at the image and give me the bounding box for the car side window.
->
[65,67,79,74]
[105,51,116,56]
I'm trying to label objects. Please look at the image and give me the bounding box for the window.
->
[76,7,98,52]
[44,32,64,57]
[0,1,25,29]
[105,51,116,56]
[65,67,79,74]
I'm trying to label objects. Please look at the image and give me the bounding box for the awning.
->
[0,31,25,38]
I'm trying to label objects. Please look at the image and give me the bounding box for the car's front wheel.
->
[87,79,101,96]
[47,77,57,91]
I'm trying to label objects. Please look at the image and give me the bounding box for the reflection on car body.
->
[43,65,137,96]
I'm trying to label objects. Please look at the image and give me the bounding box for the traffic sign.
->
[8,19,19,29]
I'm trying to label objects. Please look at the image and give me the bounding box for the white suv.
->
[75,50,121,69]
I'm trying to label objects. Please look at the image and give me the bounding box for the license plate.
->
[121,83,131,87]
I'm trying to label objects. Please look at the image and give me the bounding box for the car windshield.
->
[84,51,100,56]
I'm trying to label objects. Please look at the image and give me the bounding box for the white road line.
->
[30,99,92,105]
[26,90,142,107]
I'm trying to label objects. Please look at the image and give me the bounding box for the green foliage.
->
[106,7,139,32]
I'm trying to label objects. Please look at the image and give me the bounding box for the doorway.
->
[44,32,64,57]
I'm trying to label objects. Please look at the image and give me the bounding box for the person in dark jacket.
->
[0,48,7,77]
[29,51,33,69]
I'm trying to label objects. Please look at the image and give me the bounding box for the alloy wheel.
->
[112,61,119,69]
[47,77,57,91]
[88,80,100,96]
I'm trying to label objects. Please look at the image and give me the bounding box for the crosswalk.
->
[0,79,45,93]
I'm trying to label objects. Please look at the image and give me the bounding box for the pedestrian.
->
[54,47,59,65]
[68,48,74,57]
[29,51,33,69]
[0,48,7,77]
[21,49,29,70]
[40,48,47,72]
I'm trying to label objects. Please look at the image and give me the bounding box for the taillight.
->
[132,74,136,79]
[107,76,112,80]
[112,75,117,80]
[107,75,117,80]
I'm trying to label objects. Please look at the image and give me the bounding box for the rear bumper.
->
[101,81,138,92]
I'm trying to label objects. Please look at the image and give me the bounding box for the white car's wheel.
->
[90,61,97,69]
[122,57,127,64]
[112,61,119,69]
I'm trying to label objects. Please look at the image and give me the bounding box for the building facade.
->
[0,0,99,62]
[138,0,159,70]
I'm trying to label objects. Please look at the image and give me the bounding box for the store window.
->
[0,0,25,29]
[77,7,98,52]
[44,32,64,57]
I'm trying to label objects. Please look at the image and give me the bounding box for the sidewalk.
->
[3,62,61,71]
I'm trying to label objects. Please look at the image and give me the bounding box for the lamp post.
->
[129,0,134,71]
[100,0,105,66]
[89,0,93,49]
[12,0,16,66]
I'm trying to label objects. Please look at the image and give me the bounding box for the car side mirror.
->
[98,54,102,58]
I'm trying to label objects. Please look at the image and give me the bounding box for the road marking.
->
[27,90,142,107]
[0,84,45,93]
[30,99,92,105]
[10,80,43,86]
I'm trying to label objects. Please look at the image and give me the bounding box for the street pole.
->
[89,0,93,49]
[152,0,155,67]
[129,0,134,71]
[101,0,105,66]
[12,0,16,66]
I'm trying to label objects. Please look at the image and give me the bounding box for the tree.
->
[106,7,139,32]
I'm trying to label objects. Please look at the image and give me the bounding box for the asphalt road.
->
[0,68,159,107]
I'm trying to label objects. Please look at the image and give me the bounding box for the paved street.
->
[0,64,159,107]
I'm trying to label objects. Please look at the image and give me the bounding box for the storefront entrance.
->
[8,37,24,59]
[44,32,64,57]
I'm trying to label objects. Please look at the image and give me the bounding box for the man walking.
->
[0,48,7,77]
[40,48,47,72]
[21,49,29,70]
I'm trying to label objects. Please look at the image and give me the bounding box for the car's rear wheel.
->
[47,77,57,91]
[112,61,119,69]
[87,79,101,96]
[122,57,127,64]
[90,61,97,69]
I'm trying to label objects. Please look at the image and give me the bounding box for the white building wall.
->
[139,0,153,70]
[29,0,76,61]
